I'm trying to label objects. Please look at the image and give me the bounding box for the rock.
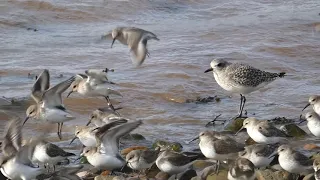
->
[206,169,228,180]
[146,163,161,178]
[304,144,320,150]
[224,117,246,133]
[198,165,216,180]
[303,173,315,180]
[155,171,170,180]
[192,160,215,170]
[152,140,183,152]
[120,146,148,156]
[123,133,146,140]
[94,175,116,180]
[185,96,220,104]
[168,169,197,180]
[256,169,299,180]
[280,123,307,138]
[80,156,89,164]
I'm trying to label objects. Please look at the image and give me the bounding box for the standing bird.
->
[31,139,76,172]
[24,69,75,140]
[78,120,142,171]
[228,158,256,180]
[236,117,289,144]
[67,69,122,114]
[0,118,45,180]
[105,27,159,66]
[125,148,160,173]
[303,112,320,137]
[313,159,320,180]
[204,59,285,118]
[269,144,313,174]
[189,131,244,173]
[238,144,279,168]
[155,149,199,176]
[303,95,320,115]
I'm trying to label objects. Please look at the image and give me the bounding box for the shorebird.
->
[189,130,244,173]
[125,148,160,172]
[155,149,199,176]
[67,69,122,114]
[69,126,98,147]
[303,95,320,115]
[302,112,320,137]
[236,117,289,144]
[24,69,76,140]
[104,27,159,66]
[86,107,124,127]
[269,144,313,174]
[204,58,285,118]
[0,118,45,180]
[78,120,142,170]
[314,159,320,180]
[228,158,256,180]
[238,144,279,168]
[31,139,75,172]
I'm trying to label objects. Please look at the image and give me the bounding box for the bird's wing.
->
[258,122,288,137]
[254,144,277,157]
[130,38,147,66]
[2,118,22,157]
[42,76,75,107]
[31,69,50,103]
[46,143,73,157]
[214,139,244,154]
[293,152,313,167]
[98,107,122,113]
[165,153,197,166]
[141,149,159,164]
[97,120,142,154]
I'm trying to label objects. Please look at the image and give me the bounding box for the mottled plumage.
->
[228,158,256,180]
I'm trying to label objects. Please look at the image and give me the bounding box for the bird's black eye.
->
[73,85,76,88]
[312,99,315,102]
[280,149,284,152]
[259,126,262,130]
[76,131,80,135]
[86,150,89,153]
[216,63,224,67]
[309,115,312,118]
[200,133,204,136]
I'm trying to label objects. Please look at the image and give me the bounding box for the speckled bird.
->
[205,58,285,118]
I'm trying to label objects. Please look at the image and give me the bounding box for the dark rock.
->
[169,169,197,180]
[185,96,220,104]
[155,171,170,180]
[280,123,307,138]
[224,117,246,133]
[152,140,183,152]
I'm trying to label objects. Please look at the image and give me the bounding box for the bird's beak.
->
[86,119,91,126]
[111,38,116,48]
[69,136,78,145]
[235,126,244,135]
[188,136,199,144]
[204,67,213,73]
[74,154,83,163]
[121,161,128,171]
[67,91,73,98]
[23,117,30,126]
[268,153,277,159]
[302,103,310,111]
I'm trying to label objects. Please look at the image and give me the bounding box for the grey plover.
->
[25,69,75,140]
[270,144,313,174]
[67,70,122,114]
[105,27,159,66]
[238,144,279,168]
[303,95,320,115]
[236,117,289,144]
[190,130,244,173]
[86,107,124,127]
[313,159,320,180]
[78,120,142,170]
[155,149,199,176]
[1,118,45,180]
[303,112,320,137]
[125,148,160,172]
[31,139,75,171]
[228,158,256,180]
[204,59,285,117]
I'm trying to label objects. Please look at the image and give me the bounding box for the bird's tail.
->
[279,72,286,78]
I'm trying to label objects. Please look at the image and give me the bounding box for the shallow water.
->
[0,0,320,149]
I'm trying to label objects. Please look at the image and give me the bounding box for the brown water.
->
[0,0,320,149]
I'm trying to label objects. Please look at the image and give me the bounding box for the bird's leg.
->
[215,160,220,174]
[60,123,63,140]
[53,165,56,172]
[146,49,150,57]
[57,123,62,140]
[238,94,244,117]
[104,96,120,116]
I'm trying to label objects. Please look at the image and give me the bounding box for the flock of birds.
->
[1,26,320,180]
